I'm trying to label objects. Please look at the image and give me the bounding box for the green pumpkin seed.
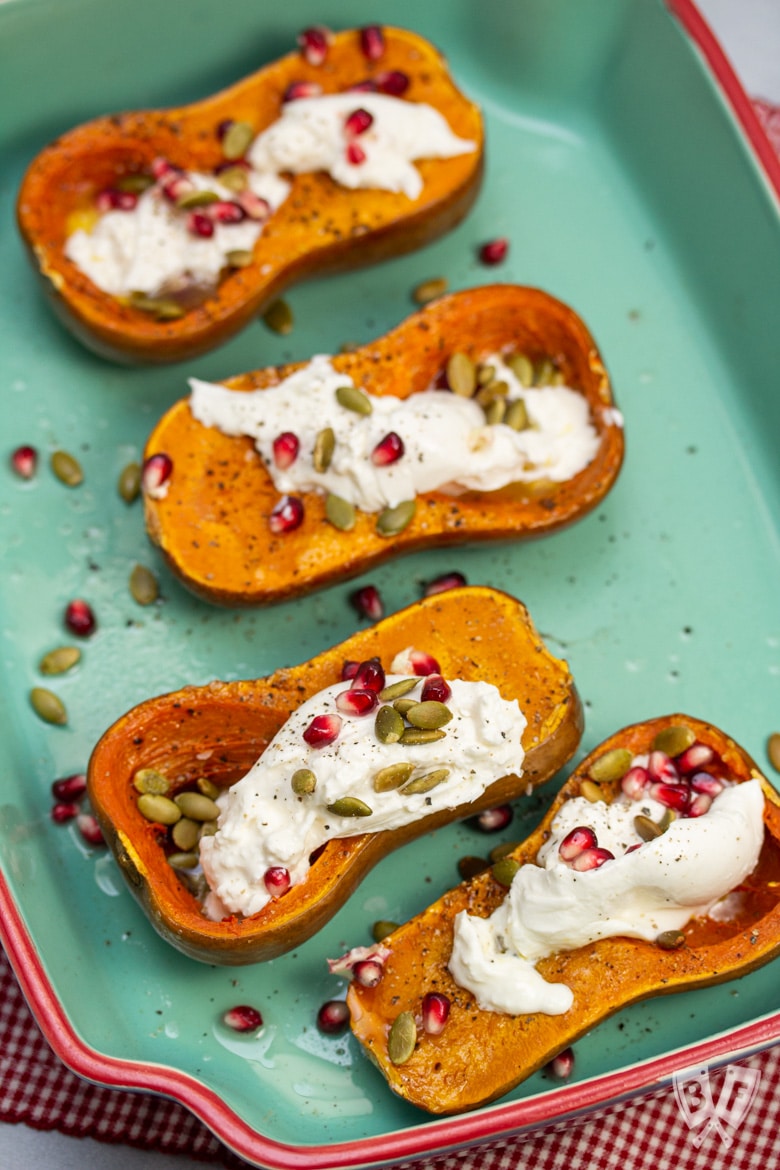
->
[445,352,476,398]
[652,724,696,757]
[373,761,415,792]
[30,686,67,725]
[167,851,200,870]
[458,855,488,880]
[327,796,373,817]
[39,645,81,676]
[312,426,335,472]
[50,450,83,487]
[171,817,201,852]
[476,362,496,386]
[580,779,604,804]
[634,814,663,842]
[129,563,159,606]
[659,808,676,832]
[372,919,400,942]
[505,398,530,432]
[484,397,506,425]
[767,733,780,773]
[404,701,452,730]
[217,165,250,193]
[507,352,534,386]
[387,1011,417,1064]
[133,768,170,796]
[263,298,293,334]
[401,767,450,795]
[176,189,219,209]
[222,120,255,160]
[375,704,405,744]
[492,857,521,887]
[196,777,221,800]
[137,793,181,825]
[534,357,556,386]
[378,677,418,701]
[177,869,209,898]
[174,791,220,821]
[118,461,141,503]
[325,493,356,531]
[393,698,417,717]
[656,929,686,951]
[399,727,446,746]
[129,291,186,320]
[116,173,155,194]
[477,380,509,404]
[589,747,633,783]
[412,277,447,305]
[225,249,253,268]
[199,820,218,838]
[376,499,416,537]
[335,384,372,415]
[291,767,317,796]
[489,841,520,863]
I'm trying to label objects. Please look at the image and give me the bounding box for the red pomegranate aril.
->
[423,571,467,597]
[677,742,717,774]
[647,750,679,784]
[371,431,404,466]
[375,69,410,96]
[51,773,87,801]
[142,452,173,499]
[152,156,179,181]
[340,659,360,681]
[625,843,642,854]
[345,141,367,166]
[76,813,105,846]
[473,804,513,833]
[478,237,509,265]
[420,674,451,703]
[64,599,96,637]
[96,188,138,213]
[269,494,304,534]
[351,584,384,621]
[283,79,323,102]
[689,771,725,797]
[621,765,650,800]
[649,781,690,812]
[548,1047,575,1079]
[223,1004,263,1032]
[570,846,614,871]
[11,444,37,479]
[264,866,291,896]
[360,24,385,60]
[421,991,451,1035]
[303,713,342,748]
[51,801,80,824]
[209,200,246,224]
[345,107,374,138]
[187,211,215,238]
[335,688,378,717]
[348,79,378,94]
[558,825,598,862]
[688,792,713,818]
[409,650,440,676]
[298,25,331,65]
[272,431,300,469]
[352,659,386,693]
[161,174,194,202]
[237,190,271,221]
[352,959,384,987]
[317,999,350,1034]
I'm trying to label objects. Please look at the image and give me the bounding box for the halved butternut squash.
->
[86,586,582,964]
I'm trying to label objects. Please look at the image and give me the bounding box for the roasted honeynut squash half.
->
[16,26,483,365]
[87,587,582,964]
[143,284,624,606]
[346,714,780,1115]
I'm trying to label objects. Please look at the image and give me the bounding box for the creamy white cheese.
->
[189,354,601,511]
[199,674,525,918]
[448,778,765,1016]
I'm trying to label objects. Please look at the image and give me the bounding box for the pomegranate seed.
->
[352,959,384,987]
[10,444,37,479]
[298,25,331,66]
[76,813,105,846]
[303,713,342,748]
[328,943,391,974]
[548,1047,575,1079]
[340,660,360,681]
[263,866,291,896]
[689,771,725,797]
[409,650,440,676]
[375,69,410,96]
[472,804,513,833]
[345,107,374,138]
[283,79,323,102]
[317,1000,350,1034]
[677,742,716,773]
[345,141,367,166]
[648,750,679,784]
[237,190,271,221]
[347,79,378,94]
[360,24,385,60]
[335,688,378,717]
[423,571,467,597]
[51,802,80,824]
[625,843,642,854]
[161,174,194,202]
[64,599,96,637]
[570,846,614,871]
[351,584,384,621]
[421,991,451,1035]
[352,659,386,693]
[151,156,180,181]
[478,238,509,265]
[269,495,304,534]
[214,158,251,175]
[371,431,404,466]
[649,782,690,812]
[208,200,246,224]
[96,188,137,212]
[558,825,598,862]
[51,773,87,801]
[621,765,650,800]
[142,453,173,499]
[688,792,713,818]
[187,211,214,238]
[272,431,300,470]
[216,119,236,141]
[223,1005,263,1032]
[420,674,451,703]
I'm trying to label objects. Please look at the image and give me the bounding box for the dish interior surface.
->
[1,0,779,1160]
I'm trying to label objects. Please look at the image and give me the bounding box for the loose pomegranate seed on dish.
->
[335,688,379,717]
[478,237,509,265]
[421,991,451,1035]
[64,598,96,637]
[272,431,300,470]
[423,571,467,597]
[548,1047,575,1079]
[269,495,304,534]
[76,814,105,846]
[10,444,38,479]
[351,584,384,621]
[371,431,404,466]
[141,452,173,499]
[303,713,342,748]
[51,773,87,801]
[359,24,385,60]
[263,866,291,896]
[472,804,513,833]
[317,999,350,1033]
[51,802,80,824]
[297,25,331,65]
[223,1005,263,1032]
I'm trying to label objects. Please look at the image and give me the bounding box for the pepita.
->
[634,814,663,842]
[222,119,255,160]
[378,678,418,701]
[177,870,209,898]
[174,791,220,821]
[768,732,780,773]
[312,426,336,472]
[580,779,604,804]
[372,919,400,942]
[483,397,506,425]
[129,563,159,606]
[489,841,520,863]
[404,701,452,730]
[129,291,186,320]
[171,817,201,852]
[476,380,509,405]
[412,276,447,305]
[393,698,417,717]
[167,851,200,871]
[375,704,405,745]
[387,1011,417,1064]
[492,857,521,886]
[196,777,221,800]
[291,767,317,796]
[199,820,218,838]
[507,353,534,386]
[373,761,415,792]
[218,166,250,193]
[399,727,446,746]
[589,747,633,783]
[263,298,293,334]
[652,724,696,757]
[116,173,155,194]
[327,796,373,817]
[335,384,372,415]
[401,767,450,795]
[39,645,81,676]
[534,357,556,385]
[137,793,181,825]
[225,249,253,268]
[118,461,141,503]
[445,352,476,398]
[50,450,83,487]
[30,686,67,725]
[476,362,496,386]
[133,768,170,795]
[656,929,686,951]
[176,189,219,209]
[325,493,356,531]
[505,398,530,432]
[376,499,416,537]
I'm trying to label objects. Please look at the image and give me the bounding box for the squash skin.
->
[346,714,780,1115]
[143,284,624,606]
[86,586,583,964]
[16,27,483,365]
